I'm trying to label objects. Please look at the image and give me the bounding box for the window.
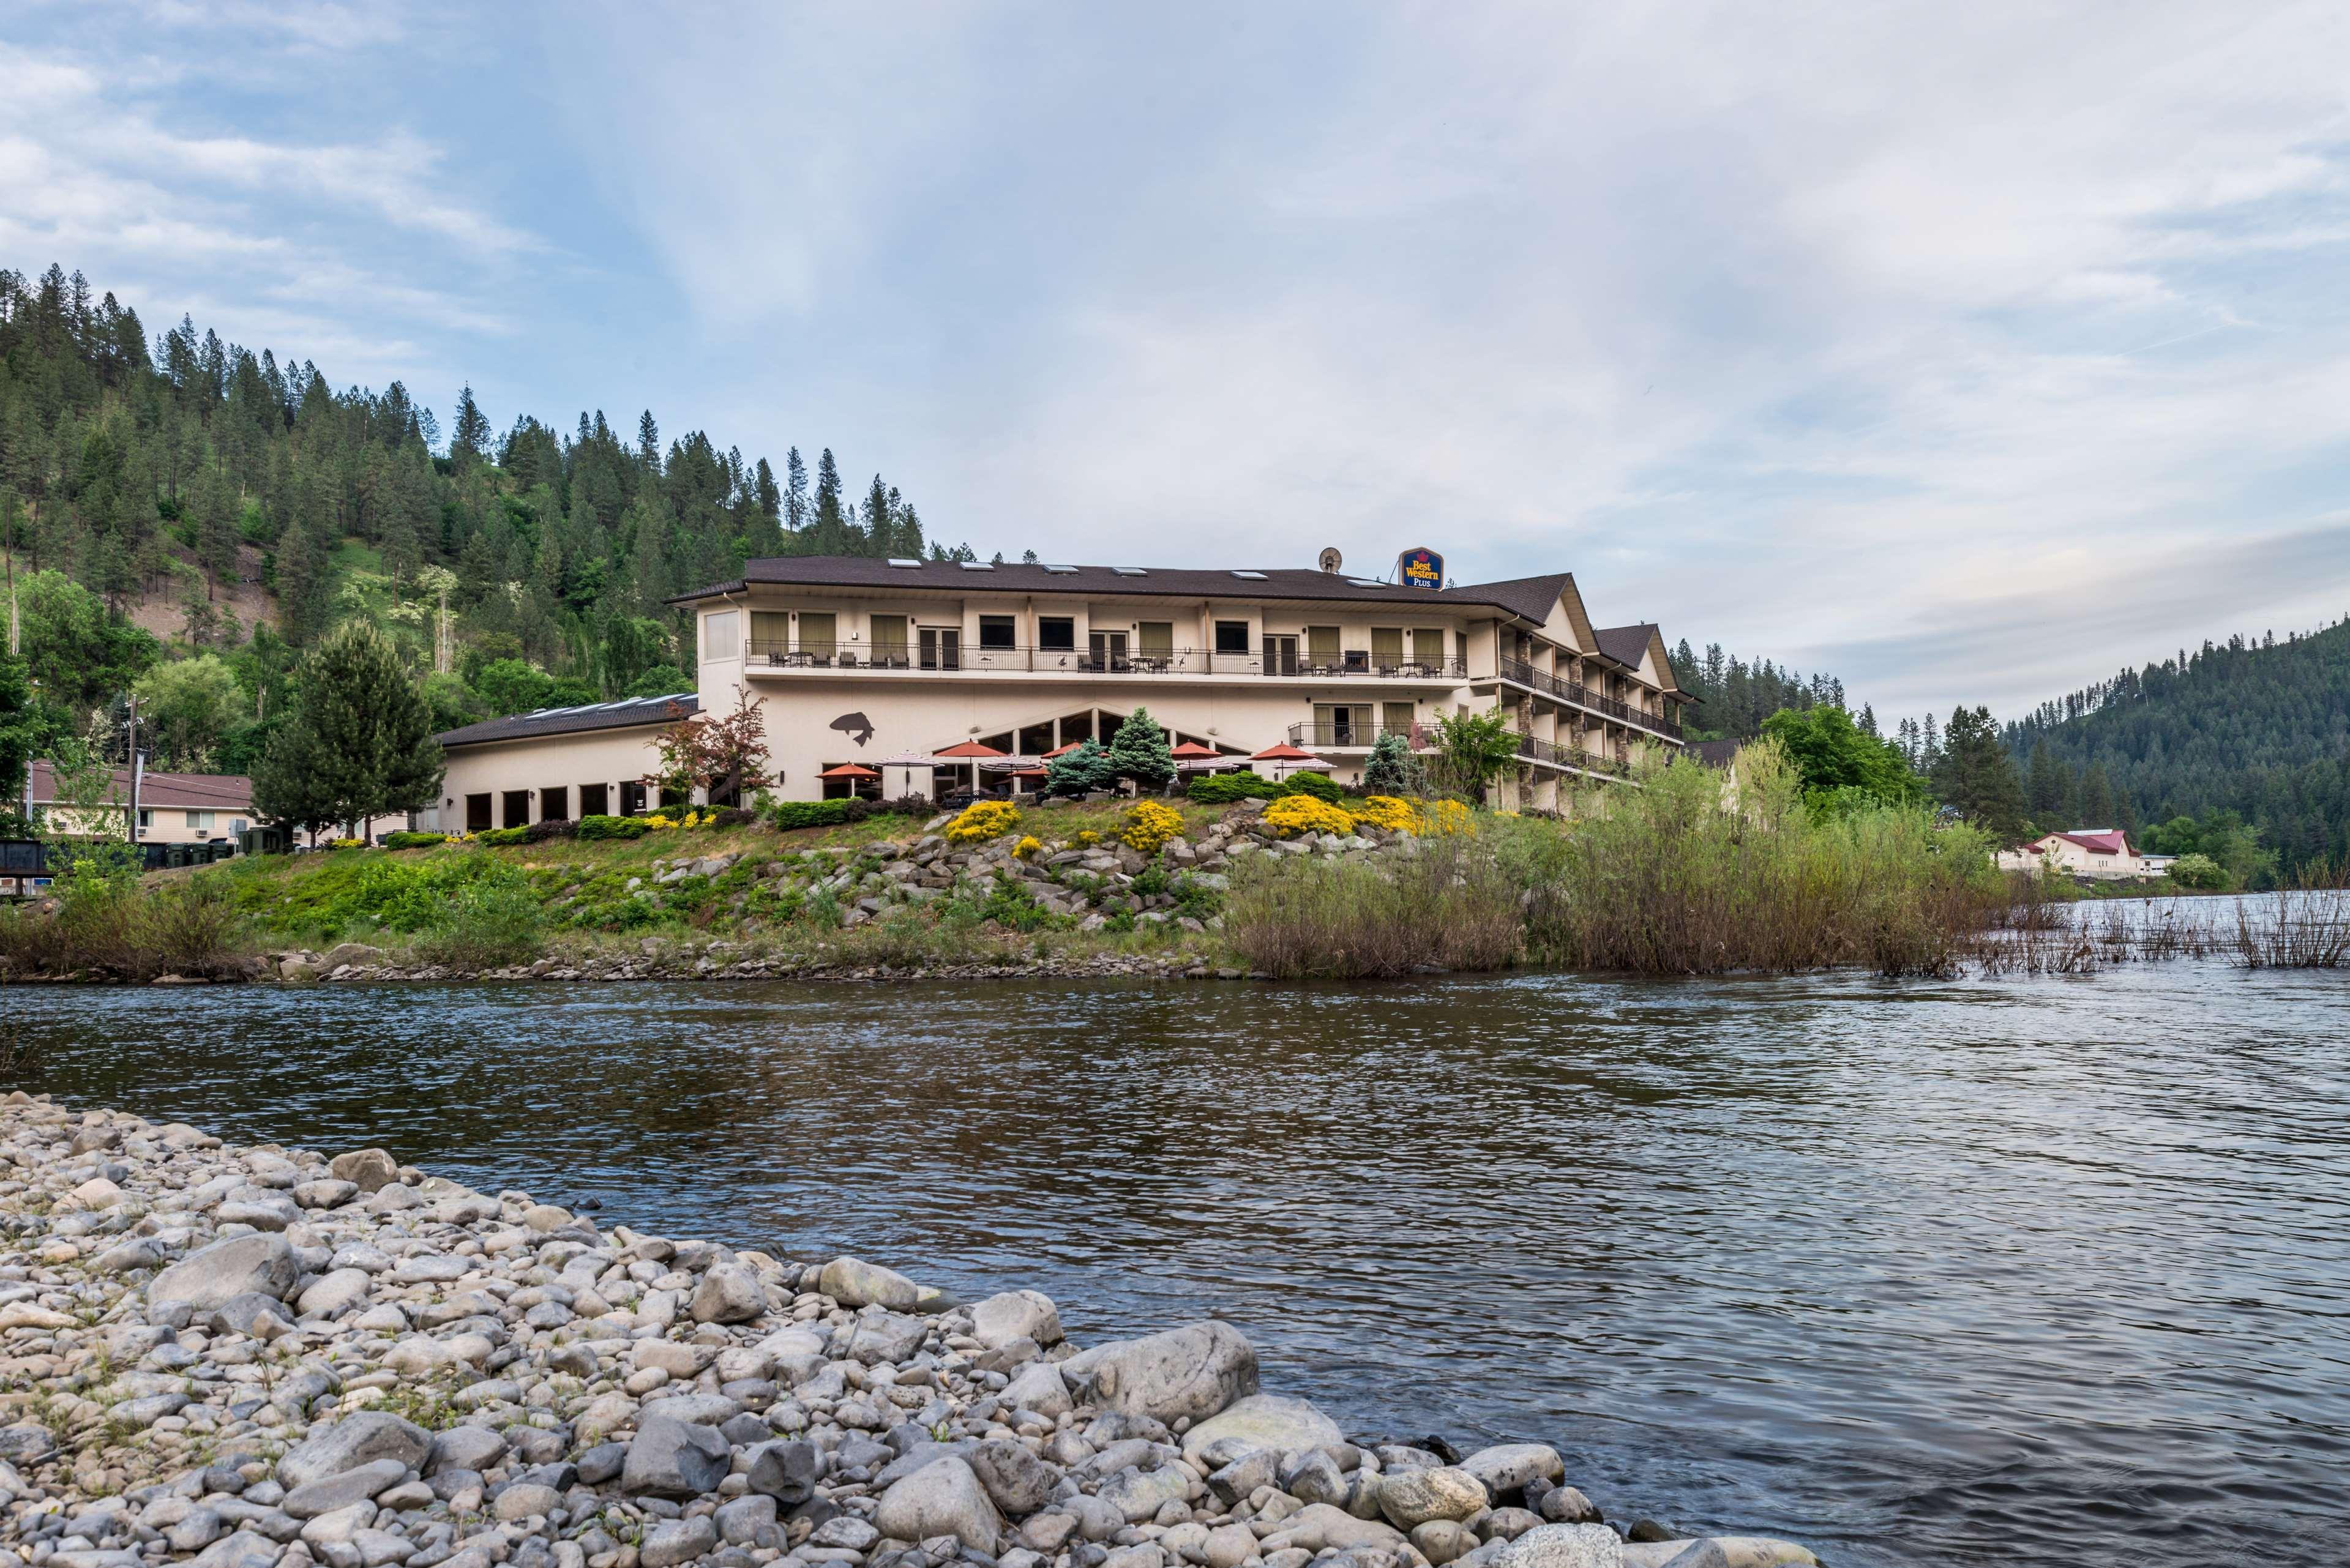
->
[1137,622,1174,659]
[579,783,609,817]
[1038,616,1076,652]
[1306,625,1341,663]
[978,615,1017,650]
[1371,627,1404,663]
[231,818,248,835]
[798,611,837,657]
[137,809,153,831]
[702,609,741,662]
[1412,628,1445,666]
[185,810,215,830]
[1214,620,1250,655]
[467,793,494,832]
[618,781,647,816]
[919,627,960,670]
[540,786,569,821]
[870,614,909,664]
[1383,702,1415,737]
[750,610,789,654]
[502,790,531,829]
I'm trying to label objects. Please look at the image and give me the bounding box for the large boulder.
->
[843,1309,927,1365]
[149,1233,299,1313]
[1620,1540,1816,1568]
[818,1255,921,1310]
[1001,1360,1073,1418]
[966,1438,1060,1516]
[1462,1443,1565,1496]
[1180,1392,1344,1466]
[623,1413,730,1496]
[1379,1466,1489,1529]
[874,1455,1002,1552]
[277,1412,430,1491]
[1504,1523,1625,1568]
[1082,1321,1258,1425]
[970,1289,1062,1349]
[690,1263,766,1324]
[640,1516,719,1568]
[744,1439,820,1504]
[327,1149,399,1193]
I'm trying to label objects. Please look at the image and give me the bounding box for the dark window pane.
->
[1214,620,1250,655]
[1038,617,1076,651]
[978,616,1017,649]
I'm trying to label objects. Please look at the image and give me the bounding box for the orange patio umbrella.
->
[931,739,1008,793]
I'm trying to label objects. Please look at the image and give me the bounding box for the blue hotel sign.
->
[1398,547,1443,590]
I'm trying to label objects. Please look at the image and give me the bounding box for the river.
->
[7,957,2346,1568]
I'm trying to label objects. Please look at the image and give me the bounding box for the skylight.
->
[887,558,922,568]
[1042,564,1079,574]
[960,561,994,570]
[1113,567,1147,577]
[1230,570,1268,580]
[1348,578,1388,588]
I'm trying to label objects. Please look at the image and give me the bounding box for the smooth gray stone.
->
[149,1234,299,1312]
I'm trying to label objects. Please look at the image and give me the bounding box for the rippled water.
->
[9,957,2348,1568]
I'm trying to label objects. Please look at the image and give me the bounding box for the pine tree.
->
[1107,705,1173,790]
[2026,741,2070,825]
[784,447,808,532]
[753,458,781,522]
[637,411,660,471]
[2079,761,2117,829]
[252,619,443,835]
[811,449,850,552]
[451,385,491,463]
[1929,706,2026,837]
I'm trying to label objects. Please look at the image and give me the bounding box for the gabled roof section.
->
[437,694,698,750]
[1593,624,1685,696]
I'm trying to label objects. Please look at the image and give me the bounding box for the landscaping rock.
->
[874,1454,1003,1551]
[147,1232,298,1312]
[1083,1320,1259,1424]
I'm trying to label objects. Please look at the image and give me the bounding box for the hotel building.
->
[432,550,1690,829]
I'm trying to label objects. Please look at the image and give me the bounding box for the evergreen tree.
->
[783,447,809,533]
[1106,705,1174,790]
[2079,761,2117,829]
[1044,736,1117,797]
[753,458,782,521]
[1364,729,1417,795]
[0,648,42,821]
[810,449,850,552]
[2026,742,2071,825]
[1928,706,2026,837]
[451,385,491,463]
[637,411,660,470]
[252,620,443,835]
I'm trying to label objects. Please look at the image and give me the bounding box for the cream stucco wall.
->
[433,725,679,830]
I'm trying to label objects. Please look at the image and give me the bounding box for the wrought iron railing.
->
[1495,657,1683,740]
[745,641,1468,680]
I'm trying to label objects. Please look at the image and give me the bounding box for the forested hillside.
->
[2003,620,2350,872]
[1668,639,1870,741]
[0,262,986,776]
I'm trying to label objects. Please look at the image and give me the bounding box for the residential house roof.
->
[26,762,252,813]
[436,693,700,750]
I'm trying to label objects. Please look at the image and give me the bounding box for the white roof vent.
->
[887,558,922,568]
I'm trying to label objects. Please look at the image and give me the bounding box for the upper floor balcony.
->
[743,641,1469,683]
[1493,655,1683,742]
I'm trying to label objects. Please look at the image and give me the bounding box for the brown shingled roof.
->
[25,762,252,812]
[436,693,699,750]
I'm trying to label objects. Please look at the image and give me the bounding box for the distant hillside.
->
[2003,619,2350,870]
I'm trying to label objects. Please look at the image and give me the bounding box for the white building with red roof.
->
[1997,827,2177,881]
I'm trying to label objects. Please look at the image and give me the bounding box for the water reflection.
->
[9,959,2348,1568]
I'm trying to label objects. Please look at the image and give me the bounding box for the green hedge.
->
[475,826,530,846]
[577,814,650,841]
[383,831,448,850]
[769,799,855,831]
[1185,772,1345,804]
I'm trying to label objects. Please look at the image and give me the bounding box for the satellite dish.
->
[1317,547,1343,573]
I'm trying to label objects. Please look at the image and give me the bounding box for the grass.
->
[1224,837,1523,979]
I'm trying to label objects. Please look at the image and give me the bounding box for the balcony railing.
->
[745,641,1468,680]
[1514,732,1636,779]
[1495,656,1683,741]
[1286,722,1437,750]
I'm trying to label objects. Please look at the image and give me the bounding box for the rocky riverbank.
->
[0,1097,1817,1568]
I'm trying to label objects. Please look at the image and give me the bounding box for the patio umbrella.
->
[1169,741,1221,759]
[1251,741,1331,781]
[817,763,880,779]
[932,739,1008,794]
[1042,741,1084,758]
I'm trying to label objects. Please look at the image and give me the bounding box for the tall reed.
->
[1224,836,1524,979]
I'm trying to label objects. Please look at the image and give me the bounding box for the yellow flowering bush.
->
[1013,835,1043,859]
[946,799,1023,845]
[1121,799,1184,854]
[1263,794,1358,837]
[1076,829,1101,847]
[644,813,678,829]
[1415,798,1475,837]
[1351,796,1416,833]
[329,837,365,850]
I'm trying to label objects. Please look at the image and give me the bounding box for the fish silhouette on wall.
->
[830,712,875,747]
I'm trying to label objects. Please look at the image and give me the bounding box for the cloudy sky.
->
[6,1,2349,719]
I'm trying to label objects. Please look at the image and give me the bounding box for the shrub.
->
[476,826,529,846]
[384,831,449,849]
[1107,707,1173,790]
[577,814,650,841]
[1046,737,1118,797]
[1351,796,1416,833]
[1186,773,1278,804]
[840,799,872,823]
[524,818,578,843]
[712,807,756,828]
[1282,771,1345,803]
[887,794,935,816]
[329,837,365,850]
[946,800,1023,845]
[2166,852,2225,889]
[1224,837,1522,979]
[769,799,855,832]
[1414,799,1475,837]
[1263,794,1358,837]
[1363,730,1419,795]
[1013,835,1043,859]
[1121,799,1184,855]
[413,877,545,969]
